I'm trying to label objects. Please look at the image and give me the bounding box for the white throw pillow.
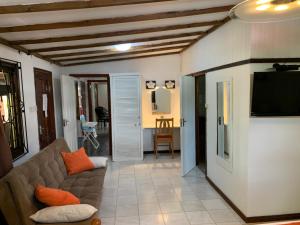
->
[30,204,97,223]
[89,157,108,168]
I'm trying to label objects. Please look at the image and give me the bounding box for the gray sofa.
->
[0,138,106,225]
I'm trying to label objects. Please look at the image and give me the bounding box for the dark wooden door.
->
[34,68,56,149]
[195,75,207,174]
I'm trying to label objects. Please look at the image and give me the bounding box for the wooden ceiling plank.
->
[181,17,231,52]
[44,39,194,58]
[56,45,186,62]
[0,0,176,14]
[10,20,221,45]
[62,51,180,66]
[0,5,234,33]
[30,31,204,53]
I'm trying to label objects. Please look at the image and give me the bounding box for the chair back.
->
[155,118,174,135]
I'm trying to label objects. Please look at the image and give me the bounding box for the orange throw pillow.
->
[61,147,95,175]
[35,185,80,206]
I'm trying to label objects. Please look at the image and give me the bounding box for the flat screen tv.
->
[251,71,300,117]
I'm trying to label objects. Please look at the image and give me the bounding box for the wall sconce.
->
[165,80,175,89]
[146,80,156,89]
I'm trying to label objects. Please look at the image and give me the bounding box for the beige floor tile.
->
[185,211,214,224]
[202,199,228,210]
[115,216,139,225]
[208,210,240,223]
[160,202,183,213]
[140,214,165,225]
[163,213,190,225]
[139,203,162,215]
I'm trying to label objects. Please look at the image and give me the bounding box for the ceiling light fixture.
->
[114,43,132,52]
[230,0,300,22]
[256,4,271,10]
[274,4,289,10]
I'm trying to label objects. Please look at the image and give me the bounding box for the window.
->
[0,59,28,160]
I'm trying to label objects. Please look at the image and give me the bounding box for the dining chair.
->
[154,118,174,159]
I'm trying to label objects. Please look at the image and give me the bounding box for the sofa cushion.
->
[59,168,106,208]
[35,185,80,206]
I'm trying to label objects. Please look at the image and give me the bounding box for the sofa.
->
[0,138,106,225]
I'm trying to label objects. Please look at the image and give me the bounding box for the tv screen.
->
[251,71,300,116]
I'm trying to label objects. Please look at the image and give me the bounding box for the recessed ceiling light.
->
[256,0,272,4]
[114,43,132,51]
[256,4,271,10]
[274,4,289,10]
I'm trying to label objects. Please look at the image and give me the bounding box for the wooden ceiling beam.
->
[0,5,234,33]
[10,20,221,45]
[0,0,176,14]
[0,37,60,65]
[56,45,186,62]
[181,17,231,52]
[62,51,180,66]
[44,39,194,59]
[30,31,203,53]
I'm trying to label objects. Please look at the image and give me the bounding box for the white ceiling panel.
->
[0,0,240,26]
[0,12,227,40]
[22,26,210,49]
[60,49,181,65]
[39,36,197,55]
[0,0,240,65]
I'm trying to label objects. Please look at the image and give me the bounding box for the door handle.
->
[181,118,187,127]
[218,117,222,125]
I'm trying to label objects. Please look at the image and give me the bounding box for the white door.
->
[61,75,78,151]
[110,74,142,161]
[180,76,196,176]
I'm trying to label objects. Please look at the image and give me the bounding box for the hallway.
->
[98,154,243,225]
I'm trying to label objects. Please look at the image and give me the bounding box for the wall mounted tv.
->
[251,71,300,117]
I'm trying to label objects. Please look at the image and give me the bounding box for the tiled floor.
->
[98,153,244,225]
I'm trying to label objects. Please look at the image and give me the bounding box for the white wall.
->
[61,54,181,152]
[181,20,251,75]
[181,20,252,214]
[181,18,300,218]
[247,60,300,217]
[0,44,63,165]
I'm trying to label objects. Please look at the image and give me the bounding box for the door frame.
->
[195,74,207,175]
[70,74,112,156]
[34,68,56,149]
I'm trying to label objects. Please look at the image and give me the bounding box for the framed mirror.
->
[151,87,171,114]
[216,80,233,170]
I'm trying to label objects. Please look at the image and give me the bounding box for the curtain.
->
[0,111,13,179]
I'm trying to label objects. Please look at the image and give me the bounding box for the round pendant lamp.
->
[230,0,300,22]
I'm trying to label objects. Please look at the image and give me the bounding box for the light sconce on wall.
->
[165,80,176,89]
[146,80,156,89]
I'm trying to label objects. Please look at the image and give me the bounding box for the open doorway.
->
[72,74,111,157]
[195,75,207,175]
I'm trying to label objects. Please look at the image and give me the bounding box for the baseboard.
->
[144,149,180,154]
[206,176,300,223]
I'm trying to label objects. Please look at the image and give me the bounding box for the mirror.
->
[151,87,171,114]
[217,81,232,161]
